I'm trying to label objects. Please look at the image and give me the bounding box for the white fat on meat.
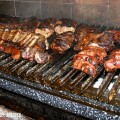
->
[54,26,75,34]
[35,28,54,38]
[89,43,103,49]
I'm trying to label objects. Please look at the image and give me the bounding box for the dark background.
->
[0,0,119,26]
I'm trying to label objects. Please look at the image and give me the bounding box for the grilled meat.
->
[0,26,50,63]
[73,54,100,67]
[104,59,120,72]
[55,18,77,34]
[104,49,120,71]
[35,18,56,38]
[10,47,21,60]
[74,25,98,51]
[73,59,97,76]
[4,46,21,60]
[108,30,120,43]
[97,32,114,51]
[0,15,40,31]
[73,46,107,76]
[22,45,50,64]
[74,30,114,52]
[50,31,76,53]
[83,46,107,59]
[74,32,102,51]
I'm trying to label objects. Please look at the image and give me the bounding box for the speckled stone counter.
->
[0,71,120,120]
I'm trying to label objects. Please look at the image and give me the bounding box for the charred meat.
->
[104,49,120,71]
[50,31,76,53]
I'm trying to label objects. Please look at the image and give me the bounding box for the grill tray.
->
[0,25,120,119]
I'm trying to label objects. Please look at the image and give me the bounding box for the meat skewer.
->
[73,25,120,76]
[73,46,107,76]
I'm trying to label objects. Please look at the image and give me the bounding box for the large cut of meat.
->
[74,27,115,52]
[50,31,76,53]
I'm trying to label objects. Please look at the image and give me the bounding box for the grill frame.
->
[0,25,120,119]
[0,70,120,119]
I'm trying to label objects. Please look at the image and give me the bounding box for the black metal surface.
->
[0,88,86,120]
[0,25,120,119]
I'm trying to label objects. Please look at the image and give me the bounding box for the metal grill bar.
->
[108,73,120,101]
[97,71,116,99]
[17,61,36,75]
[11,60,28,72]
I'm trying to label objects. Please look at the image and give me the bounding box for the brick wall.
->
[0,0,119,26]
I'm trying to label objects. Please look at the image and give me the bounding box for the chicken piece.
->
[73,54,100,67]
[104,49,120,71]
[83,46,107,58]
[74,25,100,51]
[73,59,97,76]
[73,46,107,76]
[55,18,77,34]
[104,59,120,71]
[50,31,76,53]
[35,18,56,38]
[76,46,107,62]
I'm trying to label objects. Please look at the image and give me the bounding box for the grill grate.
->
[0,25,120,116]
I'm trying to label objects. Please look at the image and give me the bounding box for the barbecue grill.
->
[0,0,120,119]
[0,24,119,119]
